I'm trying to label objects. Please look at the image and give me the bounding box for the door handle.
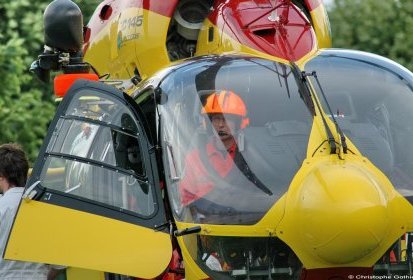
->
[22,181,41,200]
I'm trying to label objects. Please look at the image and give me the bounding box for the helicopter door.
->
[4,80,172,279]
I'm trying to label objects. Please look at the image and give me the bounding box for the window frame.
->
[27,80,167,228]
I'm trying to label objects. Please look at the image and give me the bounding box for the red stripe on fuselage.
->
[143,0,179,17]
[85,0,177,48]
[208,0,316,61]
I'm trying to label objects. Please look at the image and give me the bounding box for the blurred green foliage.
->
[329,0,413,71]
[1,0,413,163]
[0,0,100,163]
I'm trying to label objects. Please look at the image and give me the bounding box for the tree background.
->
[0,0,100,163]
[0,0,412,163]
[329,0,413,70]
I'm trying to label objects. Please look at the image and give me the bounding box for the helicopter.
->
[4,0,413,279]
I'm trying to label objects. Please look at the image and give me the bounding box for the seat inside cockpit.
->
[326,91,395,174]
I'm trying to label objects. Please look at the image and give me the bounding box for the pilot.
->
[179,90,252,271]
[179,90,249,207]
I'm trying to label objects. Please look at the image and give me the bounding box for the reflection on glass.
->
[42,95,150,214]
[160,57,313,225]
[47,119,145,176]
[65,90,138,133]
[40,156,153,216]
[306,55,413,199]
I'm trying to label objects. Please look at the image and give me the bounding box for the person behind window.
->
[0,143,62,279]
[179,90,250,206]
[65,122,96,193]
[70,122,94,157]
[179,91,255,271]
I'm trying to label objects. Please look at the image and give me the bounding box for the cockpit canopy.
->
[305,49,413,203]
[154,52,413,226]
[157,56,314,225]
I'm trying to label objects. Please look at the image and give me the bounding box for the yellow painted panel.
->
[177,236,209,280]
[309,5,332,48]
[84,8,171,80]
[66,268,105,280]
[276,155,413,268]
[5,200,172,279]
[134,9,172,79]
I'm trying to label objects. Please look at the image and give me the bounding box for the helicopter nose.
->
[278,159,393,266]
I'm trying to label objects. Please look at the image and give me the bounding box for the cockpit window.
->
[305,54,413,201]
[39,90,153,217]
[160,57,314,225]
[65,91,139,134]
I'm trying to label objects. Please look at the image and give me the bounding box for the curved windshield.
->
[305,53,413,201]
[160,57,313,225]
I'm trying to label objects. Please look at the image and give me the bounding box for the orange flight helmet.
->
[202,90,249,128]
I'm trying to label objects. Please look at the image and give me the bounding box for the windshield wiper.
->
[245,59,292,99]
[290,62,316,116]
[290,63,337,154]
[309,71,348,154]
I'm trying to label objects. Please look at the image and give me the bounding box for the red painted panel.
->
[85,0,137,42]
[209,0,316,61]
[143,0,179,17]
[85,0,177,49]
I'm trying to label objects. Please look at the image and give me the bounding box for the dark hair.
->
[0,143,29,187]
